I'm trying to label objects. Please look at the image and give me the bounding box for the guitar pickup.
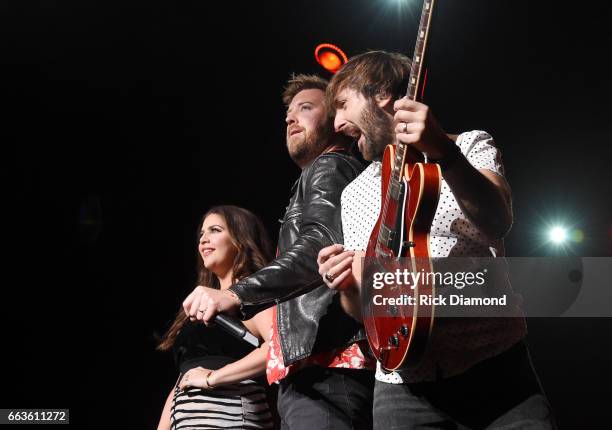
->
[388,180,404,201]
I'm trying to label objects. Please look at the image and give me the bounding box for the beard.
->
[286,118,333,168]
[359,99,395,161]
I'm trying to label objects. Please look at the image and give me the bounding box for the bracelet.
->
[428,141,461,172]
[203,371,215,389]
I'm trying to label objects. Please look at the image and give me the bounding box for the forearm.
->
[443,154,512,239]
[339,288,363,322]
[340,252,364,321]
[157,387,174,430]
[208,341,269,387]
[231,231,332,319]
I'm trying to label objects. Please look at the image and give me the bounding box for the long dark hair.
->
[157,205,273,351]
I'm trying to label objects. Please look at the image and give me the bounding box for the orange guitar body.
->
[363,145,441,371]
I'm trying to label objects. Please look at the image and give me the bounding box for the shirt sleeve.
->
[458,130,505,177]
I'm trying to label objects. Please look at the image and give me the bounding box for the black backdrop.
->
[1,1,611,428]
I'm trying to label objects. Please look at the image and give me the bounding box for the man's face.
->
[333,87,394,161]
[285,88,331,168]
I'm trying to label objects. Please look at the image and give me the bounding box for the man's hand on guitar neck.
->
[393,97,455,160]
[393,97,512,239]
[317,244,363,322]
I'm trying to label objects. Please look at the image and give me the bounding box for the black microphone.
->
[214,314,260,348]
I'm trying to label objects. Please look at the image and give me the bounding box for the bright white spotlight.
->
[549,226,568,244]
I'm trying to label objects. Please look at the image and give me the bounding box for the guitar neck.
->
[406,0,435,102]
[391,0,436,184]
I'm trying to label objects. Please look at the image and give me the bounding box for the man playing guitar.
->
[318,50,555,429]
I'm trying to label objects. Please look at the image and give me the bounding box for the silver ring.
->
[402,122,408,133]
[325,272,335,283]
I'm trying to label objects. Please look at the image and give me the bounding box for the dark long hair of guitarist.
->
[317,50,556,429]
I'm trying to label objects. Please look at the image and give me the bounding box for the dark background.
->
[1,0,611,428]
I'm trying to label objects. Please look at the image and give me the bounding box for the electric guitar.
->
[362,0,441,371]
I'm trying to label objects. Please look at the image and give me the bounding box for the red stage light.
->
[320,52,341,72]
[315,43,348,73]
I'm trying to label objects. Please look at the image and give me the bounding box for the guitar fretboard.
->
[406,0,434,101]
[390,0,435,186]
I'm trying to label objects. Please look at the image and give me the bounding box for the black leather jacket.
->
[230,150,365,365]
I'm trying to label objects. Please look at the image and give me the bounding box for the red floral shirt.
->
[266,305,375,384]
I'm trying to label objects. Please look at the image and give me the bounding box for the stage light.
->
[549,226,568,245]
[380,0,411,14]
[319,51,342,72]
[532,216,584,254]
[315,43,348,73]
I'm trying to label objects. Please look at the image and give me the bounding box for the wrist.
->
[225,289,242,306]
[428,139,461,172]
[340,284,359,296]
[204,370,216,389]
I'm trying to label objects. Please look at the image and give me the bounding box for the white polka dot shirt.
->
[340,130,527,383]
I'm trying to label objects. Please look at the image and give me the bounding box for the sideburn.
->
[361,98,395,161]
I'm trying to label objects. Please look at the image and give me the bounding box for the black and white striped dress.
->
[171,321,274,429]
[171,379,273,429]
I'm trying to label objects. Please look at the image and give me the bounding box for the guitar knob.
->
[399,325,409,338]
[388,335,400,348]
[389,305,398,316]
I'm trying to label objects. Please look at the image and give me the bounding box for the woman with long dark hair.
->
[157,205,275,430]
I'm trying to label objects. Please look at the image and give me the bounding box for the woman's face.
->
[198,213,238,277]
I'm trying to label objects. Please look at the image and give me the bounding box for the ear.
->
[374,92,393,110]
